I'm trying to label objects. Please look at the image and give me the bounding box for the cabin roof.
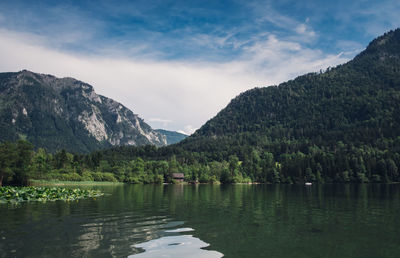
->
[172,173,184,179]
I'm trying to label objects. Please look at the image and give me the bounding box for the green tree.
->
[305,167,316,182]
[387,159,398,181]
[30,148,50,178]
[0,142,17,186]
[12,140,34,185]
[377,159,389,182]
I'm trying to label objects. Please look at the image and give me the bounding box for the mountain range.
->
[0,70,176,153]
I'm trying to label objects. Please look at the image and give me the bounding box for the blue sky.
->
[0,0,399,134]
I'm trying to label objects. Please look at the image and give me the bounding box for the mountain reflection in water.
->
[129,228,223,258]
[2,184,400,257]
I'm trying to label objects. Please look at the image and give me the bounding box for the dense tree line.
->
[1,136,400,186]
[97,136,400,184]
[0,141,253,186]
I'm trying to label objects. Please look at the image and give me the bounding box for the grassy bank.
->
[29,179,124,186]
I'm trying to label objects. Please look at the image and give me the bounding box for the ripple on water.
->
[72,214,177,257]
[165,227,194,233]
[129,227,223,258]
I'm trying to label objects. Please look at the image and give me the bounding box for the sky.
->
[0,0,399,135]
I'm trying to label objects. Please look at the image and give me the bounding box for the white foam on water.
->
[164,227,194,233]
[128,228,223,258]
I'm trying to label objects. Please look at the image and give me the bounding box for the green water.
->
[1,184,400,257]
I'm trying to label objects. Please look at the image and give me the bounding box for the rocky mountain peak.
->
[0,70,167,152]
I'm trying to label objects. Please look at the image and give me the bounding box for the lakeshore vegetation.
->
[0,186,103,203]
[1,138,399,187]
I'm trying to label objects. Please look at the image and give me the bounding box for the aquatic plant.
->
[0,186,103,203]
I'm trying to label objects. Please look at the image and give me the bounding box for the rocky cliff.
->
[0,70,167,152]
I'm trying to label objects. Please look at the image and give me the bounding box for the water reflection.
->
[1,184,400,258]
[129,228,223,258]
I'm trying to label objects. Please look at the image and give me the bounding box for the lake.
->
[1,184,400,257]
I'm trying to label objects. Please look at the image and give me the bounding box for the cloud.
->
[238,35,347,83]
[335,40,365,57]
[148,118,173,128]
[148,118,173,123]
[329,0,400,38]
[295,24,316,38]
[360,2,400,36]
[0,28,246,133]
[0,26,349,133]
[252,1,317,43]
[179,125,196,135]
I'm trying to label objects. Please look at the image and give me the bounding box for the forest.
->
[1,137,399,186]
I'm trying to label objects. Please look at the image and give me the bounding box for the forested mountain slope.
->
[191,29,400,142]
[170,29,400,182]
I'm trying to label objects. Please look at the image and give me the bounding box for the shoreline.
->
[29,180,125,186]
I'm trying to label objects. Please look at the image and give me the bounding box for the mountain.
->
[182,29,400,148]
[155,129,188,145]
[163,29,400,182]
[0,70,167,153]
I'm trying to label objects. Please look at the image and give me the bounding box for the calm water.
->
[1,184,400,258]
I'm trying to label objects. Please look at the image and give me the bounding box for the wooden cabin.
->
[172,173,185,182]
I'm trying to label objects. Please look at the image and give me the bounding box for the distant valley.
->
[155,129,187,145]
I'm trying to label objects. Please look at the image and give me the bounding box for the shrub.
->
[91,172,104,181]
[81,171,94,181]
[102,173,117,182]
[61,173,82,181]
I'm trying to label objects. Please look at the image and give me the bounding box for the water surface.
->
[1,184,400,257]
